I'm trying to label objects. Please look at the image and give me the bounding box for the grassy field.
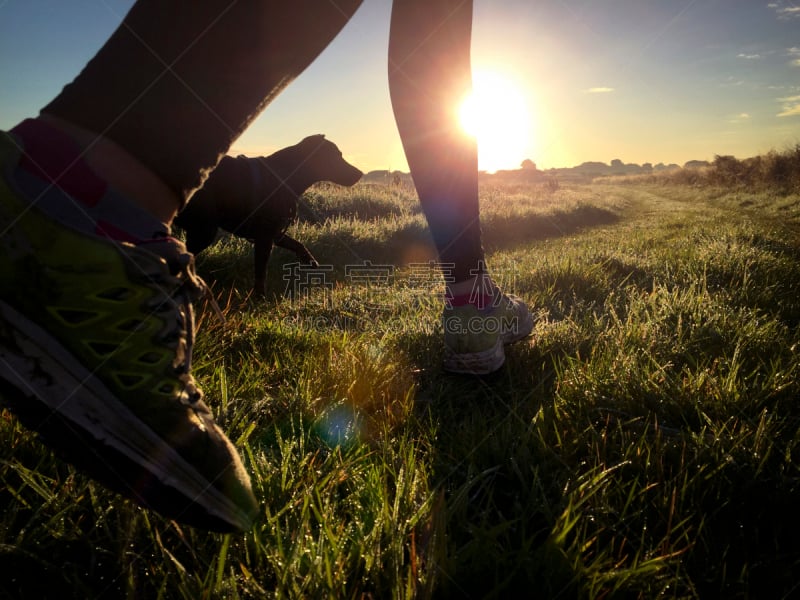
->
[2,178,800,598]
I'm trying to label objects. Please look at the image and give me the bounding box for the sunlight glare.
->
[459,70,533,173]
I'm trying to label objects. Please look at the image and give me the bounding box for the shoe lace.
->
[133,237,224,406]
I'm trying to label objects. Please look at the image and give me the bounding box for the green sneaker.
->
[0,130,258,532]
[442,291,534,375]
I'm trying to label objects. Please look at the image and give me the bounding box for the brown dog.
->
[175,135,362,296]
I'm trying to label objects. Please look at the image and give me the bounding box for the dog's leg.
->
[252,238,274,298]
[274,232,318,267]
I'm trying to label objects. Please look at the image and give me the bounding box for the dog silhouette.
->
[175,135,362,296]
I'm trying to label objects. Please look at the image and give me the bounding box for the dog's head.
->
[290,134,363,187]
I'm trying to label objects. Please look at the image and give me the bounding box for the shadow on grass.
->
[390,331,582,598]
[483,204,620,253]
[190,200,620,299]
[283,204,619,284]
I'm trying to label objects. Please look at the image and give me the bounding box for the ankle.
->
[446,273,496,299]
[38,114,180,223]
[11,118,172,243]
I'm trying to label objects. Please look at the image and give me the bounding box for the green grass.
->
[3,180,800,598]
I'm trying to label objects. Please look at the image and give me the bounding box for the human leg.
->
[388,0,483,284]
[1,0,362,530]
[388,0,533,374]
[41,0,364,212]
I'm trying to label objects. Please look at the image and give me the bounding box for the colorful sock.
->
[447,289,502,310]
[9,119,170,244]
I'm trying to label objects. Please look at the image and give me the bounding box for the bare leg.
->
[388,0,484,286]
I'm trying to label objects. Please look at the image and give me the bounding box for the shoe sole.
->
[0,300,255,532]
[443,335,505,375]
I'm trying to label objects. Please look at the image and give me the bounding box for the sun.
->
[458,70,532,173]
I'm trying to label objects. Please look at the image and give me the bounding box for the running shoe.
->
[442,290,534,375]
[0,129,258,532]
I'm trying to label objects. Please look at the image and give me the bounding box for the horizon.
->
[1,1,799,173]
[361,152,772,175]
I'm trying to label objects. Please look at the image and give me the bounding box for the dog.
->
[175,135,362,296]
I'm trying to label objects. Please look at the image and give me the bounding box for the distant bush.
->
[596,144,800,194]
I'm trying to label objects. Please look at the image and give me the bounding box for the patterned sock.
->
[9,119,170,244]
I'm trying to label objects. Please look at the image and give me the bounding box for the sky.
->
[1,0,799,173]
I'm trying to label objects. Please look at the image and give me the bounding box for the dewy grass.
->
[2,180,800,597]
